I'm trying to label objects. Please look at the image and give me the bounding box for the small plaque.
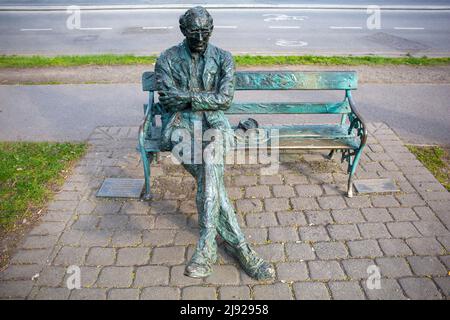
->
[97,178,145,198]
[354,178,399,194]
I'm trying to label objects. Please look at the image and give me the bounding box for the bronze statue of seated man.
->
[154,6,275,280]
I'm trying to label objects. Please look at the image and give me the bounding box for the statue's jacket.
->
[155,40,235,152]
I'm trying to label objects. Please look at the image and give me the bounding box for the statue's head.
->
[179,6,213,54]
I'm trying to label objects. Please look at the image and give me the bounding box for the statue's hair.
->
[179,6,213,29]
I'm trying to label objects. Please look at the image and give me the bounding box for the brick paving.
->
[0,123,449,300]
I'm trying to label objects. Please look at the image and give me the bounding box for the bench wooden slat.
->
[142,71,357,91]
[225,101,350,114]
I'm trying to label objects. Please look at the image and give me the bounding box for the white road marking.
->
[79,27,113,30]
[394,27,425,30]
[330,26,362,29]
[142,26,173,30]
[214,26,237,29]
[275,39,308,47]
[20,28,52,31]
[269,26,300,29]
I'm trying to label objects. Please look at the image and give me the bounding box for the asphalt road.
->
[0,8,449,56]
[1,84,449,145]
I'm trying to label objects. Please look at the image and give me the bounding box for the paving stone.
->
[328,224,361,241]
[293,282,330,300]
[234,175,258,186]
[219,286,251,300]
[85,247,116,266]
[264,198,291,212]
[29,222,67,236]
[437,236,450,251]
[344,196,372,208]
[260,175,283,185]
[79,230,113,247]
[299,226,330,242]
[108,288,140,300]
[71,216,100,230]
[127,216,155,230]
[94,201,122,215]
[70,288,107,300]
[58,230,84,246]
[246,212,278,227]
[433,277,450,297]
[371,196,400,208]
[342,259,375,280]
[182,286,217,300]
[285,175,308,185]
[413,221,449,237]
[154,214,187,229]
[362,278,407,300]
[313,242,348,260]
[236,199,263,213]
[331,209,365,224]
[358,223,391,239]
[322,183,344,195]
[141,286,180,300]
[253,283,293,300]
[295,185,323,197]
[272,185,295,198]
[406,237,445,255]
[276,211,307,226]
[76,200,97,215]
[149,200,178,214]
[254,244,285,262]
[399,277,442,300]
[97,266,134,288]
[361,208,393,222]
[42,211,74,222]
[174,230,198,245]
[151,246,185,265]
[308,261,346,281]
[386,222,421,238]
[11,249,51,265]
[413,207,439,221]
[305,210,333,225]
[134,266,170,287]
[35,287,71,300]
[291,197,320,210]
[268,227,299,242]
[242,227,267,243]
[116,247,151,266]
[347,240,383,258]
[245,185,271,198]
[317,196,347,210]
[285,243,316,261]
[388,207,420,221]
[375,257,412,278]
[396,194,426,207]
[329,281,365,300]
[20,235,59,249]
[205,265,240,285]
[61,266,101,288]
[276,262,309,281]
[0,264,42,281]
[170,265,203,286]
[36,266,67,287]
[98,215,128,230]
[142,229,175,246]
[407,256,447,276]
[0,280,34,299]
[121,201,150,215]
[378,238,413,256]
[47,201,78,212]
[111,231,142,247]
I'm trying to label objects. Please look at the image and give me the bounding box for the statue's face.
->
[182,15,213,54]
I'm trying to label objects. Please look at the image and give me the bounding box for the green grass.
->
[1,54,450,68]
[0,142,87,231]
[407,145,450,191]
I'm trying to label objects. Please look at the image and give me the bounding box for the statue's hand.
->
[159,91,191,108]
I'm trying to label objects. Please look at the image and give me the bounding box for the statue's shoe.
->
[223,242,275,281]
[184,261,213,278]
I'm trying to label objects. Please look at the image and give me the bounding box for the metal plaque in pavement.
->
[97,178,144,198]
[354,178,399,194]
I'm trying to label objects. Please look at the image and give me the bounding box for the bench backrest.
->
[142,71,357,115]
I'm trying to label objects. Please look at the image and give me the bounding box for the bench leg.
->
[328,149,335,159]
[347,148,364,198]
[140,148,153,201]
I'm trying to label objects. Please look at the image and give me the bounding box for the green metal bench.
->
[139,71,367,200]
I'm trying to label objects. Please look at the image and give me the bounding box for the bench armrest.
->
[347,95,368,148]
